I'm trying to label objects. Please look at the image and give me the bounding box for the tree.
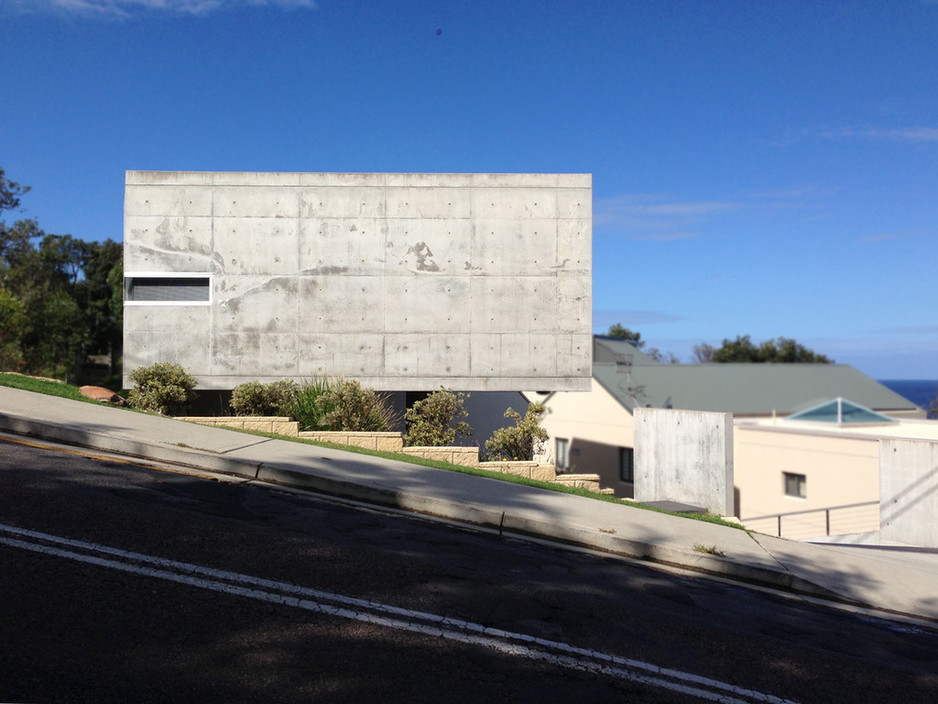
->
[0,168,29,216]
[0,287,28,371]
[692,342,715,364]
[0,218,43,280]
[607,324,679,362]
[76,238,123,357]
[21,289,85,378]
[39,233,89,287]
[0,167,124,380]
[710,335,832,364]
[606,323,644,347]
[645,347,681,364]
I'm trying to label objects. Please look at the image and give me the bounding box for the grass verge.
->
[0,373,89,402]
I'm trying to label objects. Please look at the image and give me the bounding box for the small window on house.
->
[556,438,570,472]
[784,472,806,498]
[125,274,211,304]
[619,447,634,483]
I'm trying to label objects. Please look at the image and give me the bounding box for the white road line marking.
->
[0,523,799,704]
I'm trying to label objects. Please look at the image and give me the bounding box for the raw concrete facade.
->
[633,408,735,516]
[880,439,938,547]
[123,171,592,391]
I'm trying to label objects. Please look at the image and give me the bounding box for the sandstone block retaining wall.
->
[177,416,300,437]
[178,417,608,493]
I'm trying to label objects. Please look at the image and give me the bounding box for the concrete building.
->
[122,171,592,393]
[535,336,929,538]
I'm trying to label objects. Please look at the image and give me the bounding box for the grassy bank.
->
[0,373,89,402]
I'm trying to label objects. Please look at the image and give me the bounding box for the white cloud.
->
[813,125,938,144]
[859,227,928,243]
[593,309,685,328]
[860,232,901,243]
[861,324,938,337]
[593,193,738,241]
[9,0,314,18]
[869,127,938,142]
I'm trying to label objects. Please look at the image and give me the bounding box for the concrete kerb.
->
[0,413,265,482]
[254,459,803,591]
[257,462,510,528]
[494,511,851,604]
[0,410,851,606]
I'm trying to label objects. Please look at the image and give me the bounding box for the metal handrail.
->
[742,500,879,538]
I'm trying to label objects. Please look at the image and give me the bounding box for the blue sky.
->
[2,0,936,379]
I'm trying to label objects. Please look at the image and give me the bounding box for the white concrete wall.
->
[123,172,592,391]
[633,408,734,515]
[880,439,938,547]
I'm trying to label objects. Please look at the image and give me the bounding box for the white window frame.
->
[124,272,213,306]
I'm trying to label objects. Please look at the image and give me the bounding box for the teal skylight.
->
[788,398,896,425]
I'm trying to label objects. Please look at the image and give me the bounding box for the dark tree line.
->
[605,323,680,363]
[708,335,832,364]
[1,168,122,382]
[606,324,832,364]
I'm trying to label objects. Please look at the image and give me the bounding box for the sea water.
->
[879,379,938,416]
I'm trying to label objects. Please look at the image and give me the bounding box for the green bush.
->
[127,362,197,416]
[230,379,298,416]
[484,402,549,461]
[290,377,339,430]
[404,387,473,446]
[292,377,398,432]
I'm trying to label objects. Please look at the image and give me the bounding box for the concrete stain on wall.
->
[404,242,441,272]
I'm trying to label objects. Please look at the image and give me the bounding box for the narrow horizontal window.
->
[125,275,211,304]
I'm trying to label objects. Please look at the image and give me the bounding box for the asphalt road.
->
[2,433,937,703]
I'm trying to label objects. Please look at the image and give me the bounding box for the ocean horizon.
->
[879,379,938,415]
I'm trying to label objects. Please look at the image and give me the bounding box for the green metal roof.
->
[592,361,920,416]
[592,335,662,365]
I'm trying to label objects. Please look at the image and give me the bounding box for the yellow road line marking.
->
[0,434,219,480]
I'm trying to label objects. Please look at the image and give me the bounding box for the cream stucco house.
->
[535,336,931,539]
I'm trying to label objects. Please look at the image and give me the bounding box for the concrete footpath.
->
[2,386,936,623]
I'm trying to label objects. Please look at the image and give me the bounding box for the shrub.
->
[127,362,197,415]
[292,377,398,432]
[230,379,298,416]
[404,387,474,447]
[290,377,339,431]
[484,402,549,461]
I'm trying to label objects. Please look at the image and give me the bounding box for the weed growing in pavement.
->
[693,544,725,556]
